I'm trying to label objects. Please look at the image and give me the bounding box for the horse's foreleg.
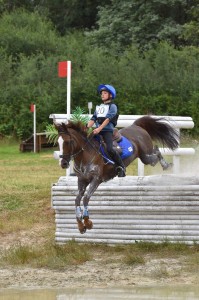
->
[75,179,89,234]
[82,180,101,230]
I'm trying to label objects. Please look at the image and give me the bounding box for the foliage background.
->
[0,0,199,138]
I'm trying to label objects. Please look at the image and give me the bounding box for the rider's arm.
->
[96,104,116,132]
[87,119,95,128]
[93,118,110,134]
[98,118,110,130]
[106,103,117,120]
[87,110,97,128]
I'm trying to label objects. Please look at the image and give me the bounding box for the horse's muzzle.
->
[60,159,70,169]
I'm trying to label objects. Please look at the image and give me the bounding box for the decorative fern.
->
[45,124,58,145]
[70,106,90,124]
[45,106,90,144]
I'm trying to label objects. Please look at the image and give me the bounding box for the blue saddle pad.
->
[117,136,134,159]
[94,135,133,164]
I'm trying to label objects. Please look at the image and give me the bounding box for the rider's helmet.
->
[97,84,116,99]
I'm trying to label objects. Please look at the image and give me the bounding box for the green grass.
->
[0,139,65,232]
[1,237,199,270]
[0,240,91,269]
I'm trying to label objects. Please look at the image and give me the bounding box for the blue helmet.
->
[97,84,116,99]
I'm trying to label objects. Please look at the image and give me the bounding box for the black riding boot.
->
[110,150,126,177]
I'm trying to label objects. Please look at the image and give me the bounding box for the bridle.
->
[58,129,93,162]
[58,126,108,168]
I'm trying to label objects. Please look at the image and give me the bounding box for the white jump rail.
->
[49,114,194,129]
[49,114,195,175]
[52,175,199,245]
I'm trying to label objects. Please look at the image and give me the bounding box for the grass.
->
[0,240,91,269]
[0,139,65,233]
[1,237,199,271]
[0,137,199,271]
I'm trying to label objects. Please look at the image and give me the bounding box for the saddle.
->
[94,128,133,164]
[113,128,122,142]
[112,128,123,155]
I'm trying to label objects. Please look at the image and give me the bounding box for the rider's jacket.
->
[91,102,117,131]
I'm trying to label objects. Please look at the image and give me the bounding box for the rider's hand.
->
[93,128,101,135]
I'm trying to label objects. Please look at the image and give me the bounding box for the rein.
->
[59,130,97,160]
[59,147,84,159]
[59,127,109,165]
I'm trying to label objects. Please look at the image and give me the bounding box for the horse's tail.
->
[134,116,179,150]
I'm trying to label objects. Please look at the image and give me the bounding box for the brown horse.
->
[54,116,179,234]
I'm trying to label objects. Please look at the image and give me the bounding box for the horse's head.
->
[54,122,73,169]
[54,121,88,169]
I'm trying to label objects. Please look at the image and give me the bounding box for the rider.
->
[86,84,126,177]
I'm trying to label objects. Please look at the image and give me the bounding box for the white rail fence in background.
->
[49,114,195,175]
[52,175,199,245]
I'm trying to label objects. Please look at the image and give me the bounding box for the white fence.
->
[49,114,195,175]
[52,175,199,245]
[49,114,194,129]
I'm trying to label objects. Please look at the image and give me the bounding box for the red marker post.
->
[58,61,71,117]
[58,61,72,176]
[30,103,36,153]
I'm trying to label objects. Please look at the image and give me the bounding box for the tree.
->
[1,6,199,138]
[0,9,61,57]
[0,10,91,138]
[0,10,62,137]
[182,2,199,46]
[35,0,111,35]
[0,0,39,14]
[88,0,197,53]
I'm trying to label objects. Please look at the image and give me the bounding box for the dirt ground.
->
[0,227,198,289]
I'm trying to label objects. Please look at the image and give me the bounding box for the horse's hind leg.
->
[153,145,172,170]
[141,145,172,170]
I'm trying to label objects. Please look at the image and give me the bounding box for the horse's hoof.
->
[163,162,173,170]
[79,226,87,234]
[84,217,93,230]
[77,220,86,234]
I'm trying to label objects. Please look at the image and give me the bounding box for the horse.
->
[54,115,179,234]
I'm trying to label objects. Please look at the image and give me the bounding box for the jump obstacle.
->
[50,114,198,244]
[52,175,199,245]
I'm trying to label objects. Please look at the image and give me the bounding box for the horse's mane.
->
[61,120,88,138]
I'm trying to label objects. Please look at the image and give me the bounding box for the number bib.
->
[96,104,109,118]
